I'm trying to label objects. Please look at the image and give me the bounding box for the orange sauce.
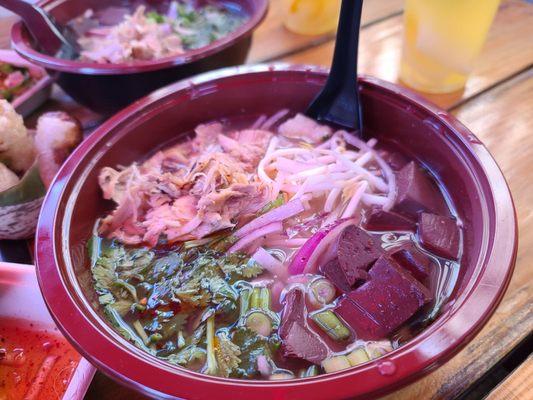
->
[0,318,81,400]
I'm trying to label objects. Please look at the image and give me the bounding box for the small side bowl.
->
[0,262,95,399]
[36,65,517,399]
[0,49,53,117]
[11,0,268,115]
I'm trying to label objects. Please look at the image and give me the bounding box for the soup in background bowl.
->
[11,0,268,114]
[35,65,517,399]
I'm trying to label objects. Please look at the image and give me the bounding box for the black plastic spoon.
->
[0,0,79,58]
[306,0,363,135]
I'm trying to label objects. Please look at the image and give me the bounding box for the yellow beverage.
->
[400,0,500,93]
[282,0,342,35]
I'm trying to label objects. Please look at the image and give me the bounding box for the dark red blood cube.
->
[390,243,433,283]
[280,289,328,363]
[337,226,383,286]
[279,289,306,337]
[394,161,447,217]
[335,256,432,340]
[379,150,409,171]
[364,207,416,232]
[418,213,460,260]
[321,259,359,292]
[281,320,328,364]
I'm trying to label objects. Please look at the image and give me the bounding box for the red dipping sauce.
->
[0,263,95,400]
[0,319,81,400]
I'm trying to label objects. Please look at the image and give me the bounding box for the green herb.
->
[231,327,275,378]
[166,345,206,367]
[219,253,263,282]
[258,193,285,215]
[104,305,153,352]
[215,333,241,377]
[146,11,165,24]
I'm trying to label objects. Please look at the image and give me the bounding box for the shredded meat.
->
[98,123,272,246]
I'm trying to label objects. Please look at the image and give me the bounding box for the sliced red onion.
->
[252,247,285,278]
[261,109,290,130]
[251,114,267,129]
[257,355,273,377]
[234,199,305,240]
[288,218,356,275]
[229,222,283,253]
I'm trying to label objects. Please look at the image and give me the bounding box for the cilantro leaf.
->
[215,333,241,377]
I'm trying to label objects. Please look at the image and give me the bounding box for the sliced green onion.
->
[311,310,350,341]
[269,372,295,380]
[298,365,319,378]
[148,333,162,343]
[250,287,271,310]
[239,288,251,318]
[365,341,393,360]
[309,278,336,306]
[346,347,369,366]
[245,311,272,336]
[322,356,351,373]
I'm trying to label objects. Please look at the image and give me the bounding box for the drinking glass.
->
[282,0,342,35]
[400,0,500,93]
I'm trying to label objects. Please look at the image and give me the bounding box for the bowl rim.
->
[10,0,268,75]
[35,64,518,399]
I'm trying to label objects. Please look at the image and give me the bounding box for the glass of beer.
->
[400,0,500,94]
[282,0,342,35]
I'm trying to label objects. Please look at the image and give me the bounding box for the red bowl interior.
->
[11,0,268,74]
[35,65,517,400]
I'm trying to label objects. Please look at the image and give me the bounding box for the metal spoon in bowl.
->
[0,0,80,58]
[306,0,363,136]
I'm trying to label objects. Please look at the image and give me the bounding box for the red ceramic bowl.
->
[10,0,268,114]
[35,65,517,399]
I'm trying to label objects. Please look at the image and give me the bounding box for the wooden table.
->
[1,0,532,398]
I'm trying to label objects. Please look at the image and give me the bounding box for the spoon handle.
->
[306,0,364,133]
[0,0,64,55]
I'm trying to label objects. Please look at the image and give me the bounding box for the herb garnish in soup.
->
[69,1,247,63]
[90,111,462,379]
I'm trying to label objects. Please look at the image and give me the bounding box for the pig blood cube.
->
[393,161,447,217]
[335,256,432,340]
[390,243,432,283]
[321,259,356,292]
[279,289,306,337]
[280,289,328,363]
[337,226,383,286]
[418,213,460,260]
[364,207,416,232]
[281,321,328,364]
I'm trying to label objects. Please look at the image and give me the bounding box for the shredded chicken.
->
[99,123,272,246]
[78,6,185,63]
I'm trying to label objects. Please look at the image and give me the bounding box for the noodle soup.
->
[89,112,462,379]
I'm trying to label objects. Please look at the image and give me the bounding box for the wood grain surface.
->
[0,0,531,398]
[485,355,533,400]
[248,0,403,62]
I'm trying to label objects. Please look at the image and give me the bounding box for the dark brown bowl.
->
[10,0,268,114]
[35,65,517,399]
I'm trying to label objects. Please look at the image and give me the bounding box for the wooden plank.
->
[0,16,16,49]
[280,0,533,110]
[381,69,533,400]
[247,0,403,63]
[485,355,533,400]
